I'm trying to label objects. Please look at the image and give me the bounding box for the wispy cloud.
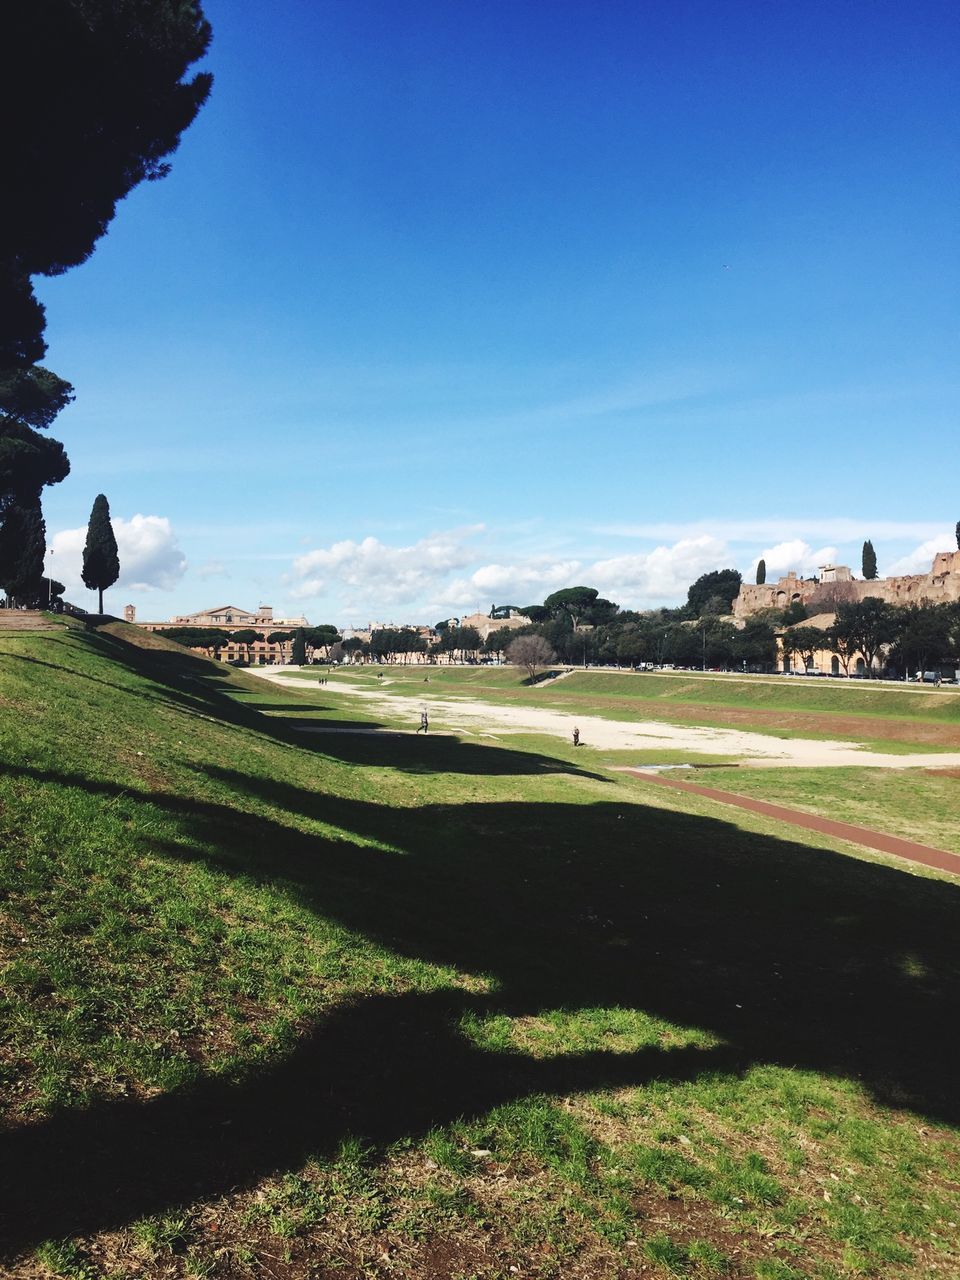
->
[594,518,951,543]
[887,533,954,576]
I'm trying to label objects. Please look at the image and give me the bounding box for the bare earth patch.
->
[250,670,960,770]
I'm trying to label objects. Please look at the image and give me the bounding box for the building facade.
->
[132,604,315,665]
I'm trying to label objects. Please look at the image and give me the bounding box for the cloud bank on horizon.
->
[45,514,955,624]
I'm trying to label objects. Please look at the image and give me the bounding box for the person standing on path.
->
[572,726,580,747]
[418,709,429,734]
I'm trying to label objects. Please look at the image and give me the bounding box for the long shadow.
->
[56,628,607,781]
[3,751,960,1252]
[294,731,610,777]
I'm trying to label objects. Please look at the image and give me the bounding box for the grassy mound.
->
[2,626,959,1279]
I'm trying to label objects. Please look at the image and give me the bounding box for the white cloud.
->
[887,533,953,576]
[751,540,837,580]
[590,536,731,606]
[465,559,583,600]
[290,528,481,610]
[48,514,187,598]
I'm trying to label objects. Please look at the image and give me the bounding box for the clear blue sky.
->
[39,0,959,623]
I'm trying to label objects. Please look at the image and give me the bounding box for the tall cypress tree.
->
[756,558,766,585]
[82,493,120,613]
[291,627,307,665]
[862,540,878,580]
[955,520,959,551]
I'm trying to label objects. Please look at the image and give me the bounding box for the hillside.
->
[2,623,960,1279]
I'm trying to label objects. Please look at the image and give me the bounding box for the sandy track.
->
[247,669,960,770]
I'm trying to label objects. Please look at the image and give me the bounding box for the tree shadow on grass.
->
[292,730,610,778]
[2,752,960,1253]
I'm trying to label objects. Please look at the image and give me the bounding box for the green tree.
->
[781,600,808,626]
[731,617,776,670]
[164,627,230,657]
[892,604,954,678]
[862,540,878,580]
[483,625,524,660]
[756,558,766,585]
[955,520,960,551]
[0,498,46,605]
[81,493,119,613]
[1,2,212,368]
[306,624,340,649]
[834,598,896,676]
[1,2,212,550]
[543,587,600,625]
[291,627,307,665]
[686,569,742,617]
[0,368,73,597]
[783,625,827,672]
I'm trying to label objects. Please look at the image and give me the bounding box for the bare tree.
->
[506,634,556,680]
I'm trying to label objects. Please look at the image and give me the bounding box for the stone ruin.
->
[733,549,960,621]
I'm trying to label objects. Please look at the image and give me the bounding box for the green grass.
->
[2,623,960,1279]
[308,664,960,724]
[693,765,960,854]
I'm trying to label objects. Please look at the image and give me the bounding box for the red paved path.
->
[623,769,960,877]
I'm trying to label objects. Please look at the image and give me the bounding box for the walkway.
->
[621,768,960,877]
[0,611,63,632]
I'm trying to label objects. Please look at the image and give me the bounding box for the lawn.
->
[289,665,960,726]
[2,624,959,1279]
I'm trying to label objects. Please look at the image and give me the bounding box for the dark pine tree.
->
[756,558,766,585]
[0,497,46,605]
[862,539,878,580]
[291,627,307,665]
[955,520,959,551]
[81,493,120,613]
[1,3,213,567]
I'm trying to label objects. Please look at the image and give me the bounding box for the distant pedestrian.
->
[418,709,429,734]
[572,726,580,747]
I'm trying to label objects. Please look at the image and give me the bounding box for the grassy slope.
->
[2,627,960,1280]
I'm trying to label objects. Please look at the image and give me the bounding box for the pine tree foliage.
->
[0,498,46,605]
[0,1,212,565]
[82,493,120,613]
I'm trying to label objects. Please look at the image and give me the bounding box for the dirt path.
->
[541,696,960,749]
[247,668,960,770]
[621,769,960,877]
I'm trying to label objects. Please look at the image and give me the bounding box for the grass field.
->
[2,626,960,1279]
[288,665,960,724]
[275,664,960,850]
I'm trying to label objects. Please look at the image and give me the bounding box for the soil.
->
[249,670,960,771]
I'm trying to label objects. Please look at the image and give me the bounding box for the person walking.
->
[572,726,580,747]
[418,709,429,734]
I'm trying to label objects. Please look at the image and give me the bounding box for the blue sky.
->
[38,0,959,624]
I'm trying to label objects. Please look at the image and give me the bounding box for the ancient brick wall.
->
[733,551,960,620]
